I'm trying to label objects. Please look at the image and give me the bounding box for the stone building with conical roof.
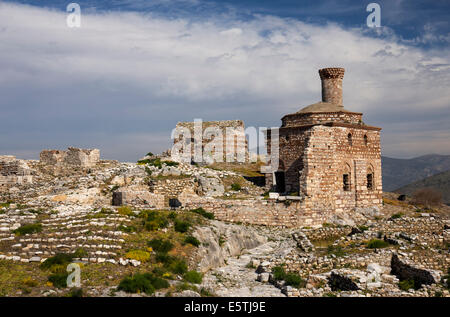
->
[265,67,382,213]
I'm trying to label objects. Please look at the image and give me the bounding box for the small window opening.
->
[367,173,373,190]
[343,174,350,191]
[364,134,368,145]
[347,133,352,146]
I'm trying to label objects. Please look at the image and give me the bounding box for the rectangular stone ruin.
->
[0,155,33,187]
[172,120,248,164]
[112,190,165,209]
[40,147,100,167]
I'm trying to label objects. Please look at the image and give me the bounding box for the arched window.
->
[347,133,352,146]
[364,134,368,146]
[343,163,352,191]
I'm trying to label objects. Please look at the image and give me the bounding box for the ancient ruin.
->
[172,120,248,164]
[265,67,382,214]
[40,147,100,167]
[0,69,447,299]
[0,155,33,189]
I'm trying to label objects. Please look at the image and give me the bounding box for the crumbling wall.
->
[173,120,248,164]
[40,148,100,167]
[0,156,33,187]
[180,193,332,228]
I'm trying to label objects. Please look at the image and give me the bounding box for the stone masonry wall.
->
[282,112,363,127]
[0,156,33,187]
[40,148,100,167]
[173,120,248,164]
[149,177,198,200]
[300,125,382,213]
[180,193,332,228]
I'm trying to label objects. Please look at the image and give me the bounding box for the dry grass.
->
[206,161,265,177]
[411,188,443,208]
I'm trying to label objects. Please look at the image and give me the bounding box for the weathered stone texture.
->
[173,120,248,164]
[40,147,100,167]
[0,155,33,187]
[265,67,382,219]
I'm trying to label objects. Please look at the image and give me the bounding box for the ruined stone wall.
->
[173,120,248,164]
[180,194,332,227]
[0,156,33,187]
[65,148,100,167]
[40,148,100,167]
[149,177,198,200]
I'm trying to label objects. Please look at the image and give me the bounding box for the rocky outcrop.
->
[192,220,267,272]
[328,271,360,291]
[390,253,437,287]
[198,176,224,197]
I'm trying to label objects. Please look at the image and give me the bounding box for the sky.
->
[0,0,449,161]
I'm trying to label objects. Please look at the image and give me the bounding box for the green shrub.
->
[367,239,390,249]
[231,183,241,191]
[72,248,88,258]
[148,238,174,253]
[13,223,42,236]
[154,253,187,275]
[125,250,151,262]
[144,211,169,231]
[100,207,113,214]
[174,219,190,233]
[118,224,136,233]
[200,288,214,297]
[398,279,416,291]
[184,271,203,284]
[118,206,134,216]
[358,225,369,232]
[390,213,403,220]
[155,252,176,265]
[284,273,306,288]
[189,207,214,220]
[184,236,200,247]
[271,266,305,288]
[147,274,170,290]
[48,273,68,288]
[137,158,179,168]
[117,274,156,295]
[146,152,154,157]
[272,266,286,281]
[168,258,188,275]
[327,245,347,257]
[40,253,74,270]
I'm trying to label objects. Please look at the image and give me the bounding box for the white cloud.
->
[0,2,449,161]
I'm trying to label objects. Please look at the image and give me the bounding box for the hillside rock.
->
[192,220,267,272]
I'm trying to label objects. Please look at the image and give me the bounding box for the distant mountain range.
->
[394,170,450,204]
[381,154,450,192]
[381,154,450,204]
